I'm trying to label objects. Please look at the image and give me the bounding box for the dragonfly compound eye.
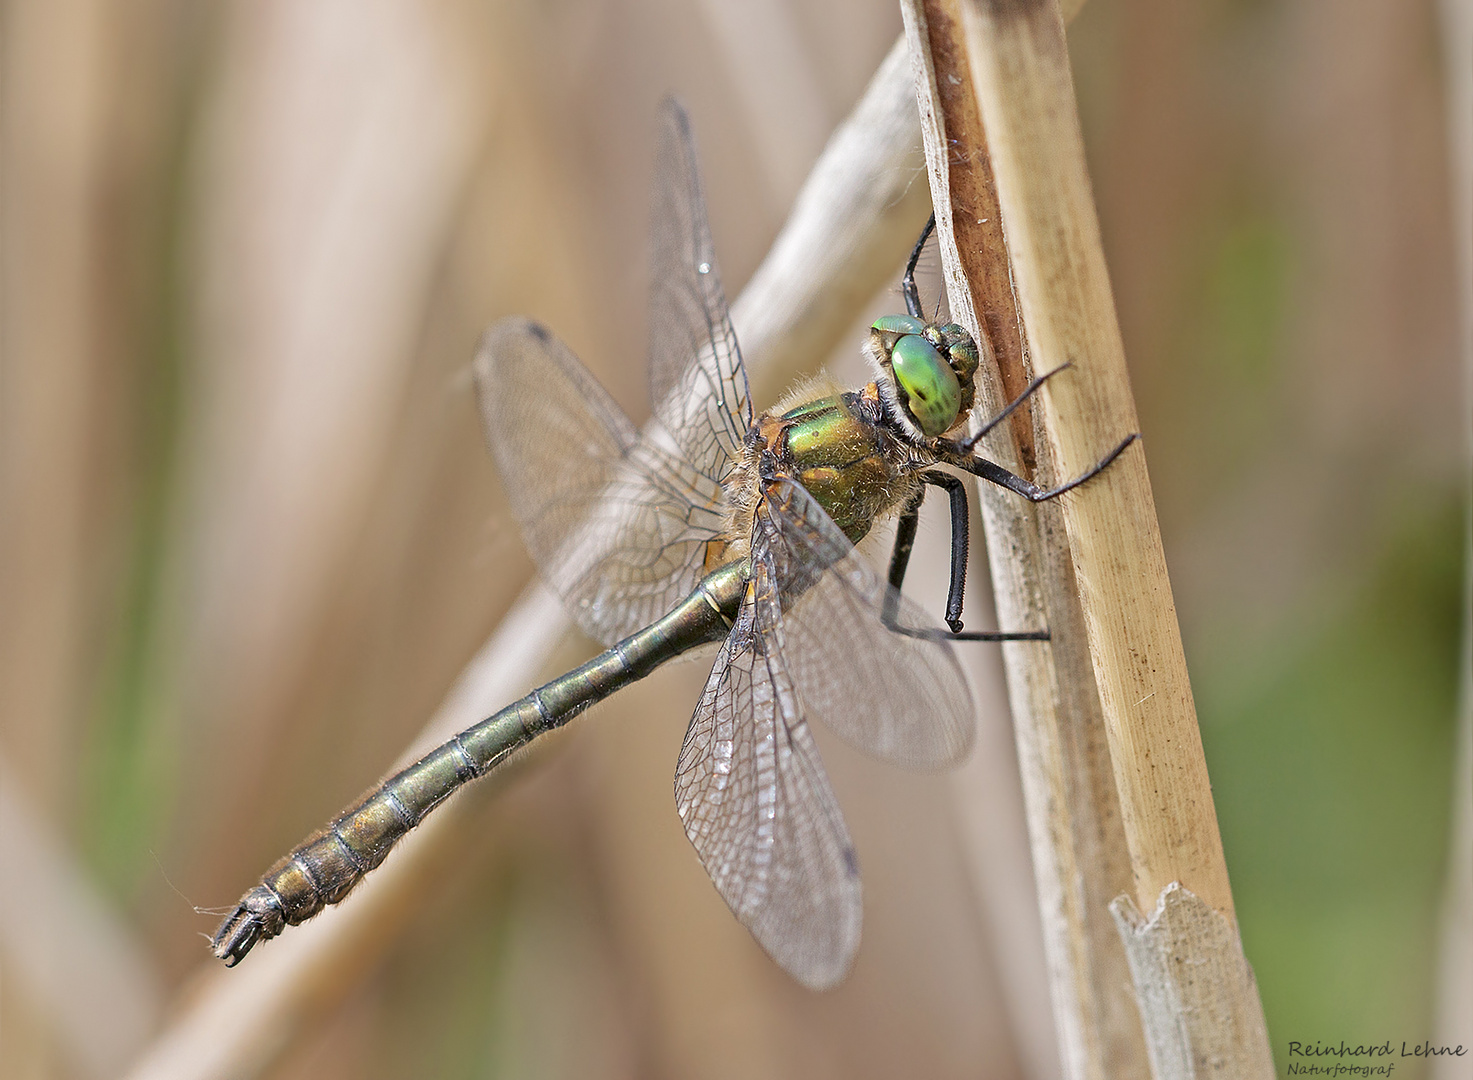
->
[871,314,927,337]
[890,333,961,437]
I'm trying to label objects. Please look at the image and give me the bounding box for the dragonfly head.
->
[865,315,980,440]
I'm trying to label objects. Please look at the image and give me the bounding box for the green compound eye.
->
[871,314,926,336]
[890,334,961,437]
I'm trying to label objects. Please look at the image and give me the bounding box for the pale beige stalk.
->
[902,2,1149,1077]
[946,0,1273,1074]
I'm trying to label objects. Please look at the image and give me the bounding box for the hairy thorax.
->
[720,377,927,565]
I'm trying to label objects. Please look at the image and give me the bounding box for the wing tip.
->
[781,905,862,992]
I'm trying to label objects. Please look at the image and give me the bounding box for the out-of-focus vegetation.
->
[1205,499,1461,1045]
[1070,0,1465,1070]
[0,0,1462,1078]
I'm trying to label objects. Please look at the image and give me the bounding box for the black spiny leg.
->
[955,432,1140,503]
[901,213,936,319]
[925,471,970,632]
[882,486,924,628]
[955,363,1072,453]
[883,471,1049,643]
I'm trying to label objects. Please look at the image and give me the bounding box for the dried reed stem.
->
[124,38,930,1080]
[902,3,1148,1077]
[959,0,1232,922]
[906,0,1275,1075]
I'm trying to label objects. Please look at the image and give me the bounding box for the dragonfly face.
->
[866,314,981,440]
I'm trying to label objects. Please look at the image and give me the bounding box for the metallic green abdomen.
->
[778,395,895,545]
[211,562,747,967]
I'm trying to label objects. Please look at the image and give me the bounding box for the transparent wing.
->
[760,477,975,768]
[674,548,861,990]
[475,318,726,645]
[648,98,752,480]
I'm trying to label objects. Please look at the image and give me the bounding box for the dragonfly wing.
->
[761,477,976,768]
[475,318,726,645]
[648,98,752,479]
[674,551,862,990]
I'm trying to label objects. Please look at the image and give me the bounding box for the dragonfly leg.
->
[901,213,937,320]
[883,471,1049,643]
[957,432,1139,503]
[884,473,965,631]
[882,485,924,627]
[955,363,1073,452]
[928,471,970,632]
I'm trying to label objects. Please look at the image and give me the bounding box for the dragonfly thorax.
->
[728,383,924,552]
[865,315,981,441]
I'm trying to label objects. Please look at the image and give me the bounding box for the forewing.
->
[674,556,862,990]
[760,477,975,768]
[475,318,725,645]
[648,98,752,479]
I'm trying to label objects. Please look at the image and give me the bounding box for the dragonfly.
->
[212,99,1136,989]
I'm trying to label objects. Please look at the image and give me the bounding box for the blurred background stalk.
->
[0,0,1465,1078]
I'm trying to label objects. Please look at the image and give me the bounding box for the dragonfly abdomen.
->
[213,561,748,966]
[212,700,548,964]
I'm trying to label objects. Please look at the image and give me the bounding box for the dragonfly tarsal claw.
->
[212,886,285,966]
